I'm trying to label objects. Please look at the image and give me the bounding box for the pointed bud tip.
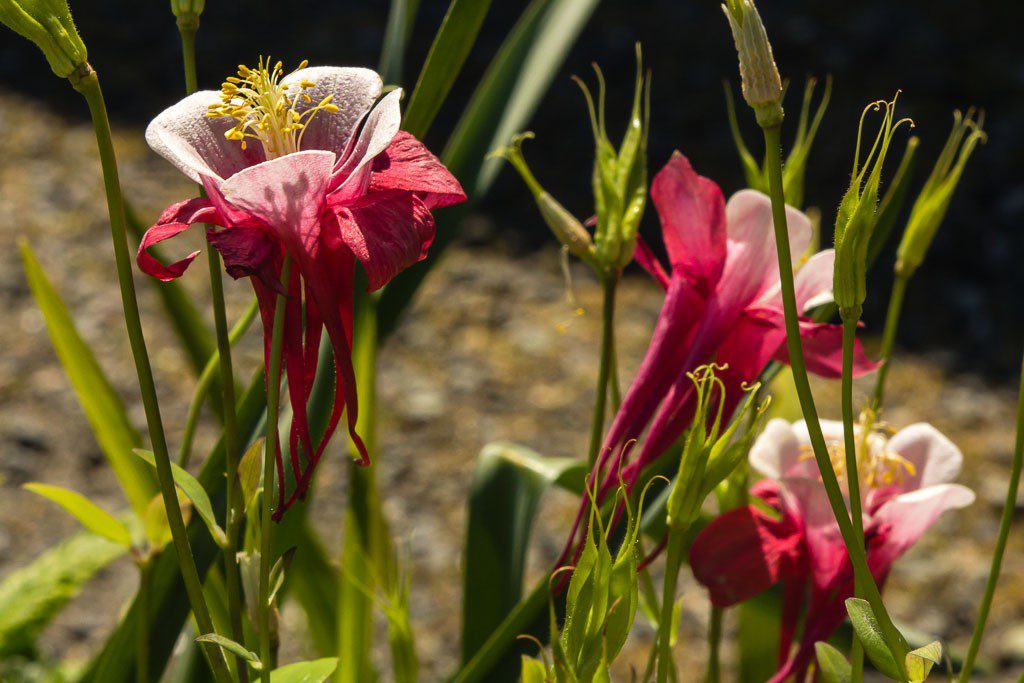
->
[1,0,88,79]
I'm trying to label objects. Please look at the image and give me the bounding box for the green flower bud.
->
[722,0,783,129]
[0,0,87,79]
[576,44,651,272]
[492,132,598,267]
[833,95,913,321]
[170,0,204,29]
[895,110,985,279]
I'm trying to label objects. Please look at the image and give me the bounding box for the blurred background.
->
[2,0,1023,679]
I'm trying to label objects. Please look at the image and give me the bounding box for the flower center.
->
[206,57,339,159]
[801,412,916,490]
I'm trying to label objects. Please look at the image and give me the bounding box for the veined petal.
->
[369,131,466,209]
[650,152,727,292]
[334,190,436,292]
[136,197,219,281]
[281,66,384,157]
[331,89,403,200]
[869,483,975,568]
[887,423,965,491]
[146,90,266,184]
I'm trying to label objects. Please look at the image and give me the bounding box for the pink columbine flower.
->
[137,60,465,516]
[561,153,875,562]
[689,417,975,682]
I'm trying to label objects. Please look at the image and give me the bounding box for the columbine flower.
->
[137,60,465,516]
[689,416,975,682]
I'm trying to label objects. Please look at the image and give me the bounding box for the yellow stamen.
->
[799,411,916,493]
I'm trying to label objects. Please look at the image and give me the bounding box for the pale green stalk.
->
[761,124,907,681]
[587,273,620,467]
[841,318,866,683]
[260,256,292,682]
[871,274,908,411]
[137,559,152,683]
[71,67,232,683]
[656,532,685,683]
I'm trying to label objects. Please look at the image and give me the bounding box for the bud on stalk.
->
[0,0,87,78]
[722,0,783,129]
[170,0,204,30]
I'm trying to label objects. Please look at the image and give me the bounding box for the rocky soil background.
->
[1,89,1022,680]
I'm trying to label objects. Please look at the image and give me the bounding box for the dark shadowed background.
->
[1,0,1020,375]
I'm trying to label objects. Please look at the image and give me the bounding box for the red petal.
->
[205,226,280,287]
[773,319,879,378]
[136,197,219,281]
[369,131,466,209]
[633,234,671,290]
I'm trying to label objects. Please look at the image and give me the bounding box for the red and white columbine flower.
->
[689,417,975,682]
[137,60,465,516]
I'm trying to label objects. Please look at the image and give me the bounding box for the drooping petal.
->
[756,249,836,313]
[333,190,435,292]
[715,190,811,313]
[331,89,403,200]
[633,234,671,290]
[136,197,220,281]
[205,226,280,286]
[689,500,805,607]
[886,423,965,491]
[869,483,975,569]
[772,319,879,379]
[146,90,266,184]
[369,131,467,209]
[650,152,727,292]
[281,66,384,157]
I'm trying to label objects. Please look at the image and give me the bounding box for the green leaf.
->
[19,240,156,516]
[270,658,339,683]
[142,490,192,552]
[22,483,133,548]
[906,641,942,683]
[815,642,852,683]
[519,656,549,683]
[195,633,261,668]
[0,530,125,656]
[737,588,782,683]
[268,547,297,606]
[238,438,265,512]
[379,0,421,85]
[460,441,584,677]
[846,598,902,680]
[401,0,492,140]
[284,521,339,656]
[134,449,227,548]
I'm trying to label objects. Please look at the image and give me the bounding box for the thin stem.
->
[136,559,152,683]
[72,69,232,683]
[842,317,867,683]
[656,531,685,683]
[761,125,907,680]
[587,273,619,467]
[705,606,723,683]
[871,274,908,412]
[959,349,1024,681]
[178,22,199,95]
[260,256,292,682]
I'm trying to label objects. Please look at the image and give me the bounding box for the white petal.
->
[282,66,384,156]
[870,483,975,567]
[146,91,265,184]
[887,423,964,489]
[331,88,403,200]
[749,418,800,479]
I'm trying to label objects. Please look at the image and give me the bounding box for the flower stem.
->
[177,21,249,680]
[260,255,292,682]
[959,348,1024,682]
[587,273,620,467]
[656,530,685,683]
[136,559,152,683]
[705,606,723,683]
[72,67,232,683]
[842,317,867,683]
[761,124,907,681]
[871,274,908,412]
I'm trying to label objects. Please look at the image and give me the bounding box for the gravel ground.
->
[1,89,1022,681]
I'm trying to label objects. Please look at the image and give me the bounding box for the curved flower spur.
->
[137,60,465,517]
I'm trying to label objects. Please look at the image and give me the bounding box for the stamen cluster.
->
[206,57,339,158]
[803,412,917,490]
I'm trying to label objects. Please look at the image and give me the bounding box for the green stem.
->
[177,21,248,680]
[587,273,619,467]
[136,559,152,683]
[656,531,685,683]
[72,68,232,683]
[178,298,259,467]
[260,256,292,682]
[842,317,867,683]
[761,125,907,681]
[705,606,722,683]
[959,349,1024,681]
[871,274,908,412]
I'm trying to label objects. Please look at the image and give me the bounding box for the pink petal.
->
[716,190,811,313]
[205,226,280,287]
[331,89,403,200]
[633,234,670,290]
[757,249,836,313]
[219,150,336,254]
[773,320,879,379]
[649,152,727,291]
[781,476,849,592]
[333,190,436,292]
[136,197,219,281]
[869,483,975,568]
[887,423,964,491]
[281,66,384,157]
[368,131,466,209]
[146,91,266,184]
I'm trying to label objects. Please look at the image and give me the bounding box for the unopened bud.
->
[0,0,87,79]
[170,0,204,29]
[895,110,985,279]
[722,0,783,129]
